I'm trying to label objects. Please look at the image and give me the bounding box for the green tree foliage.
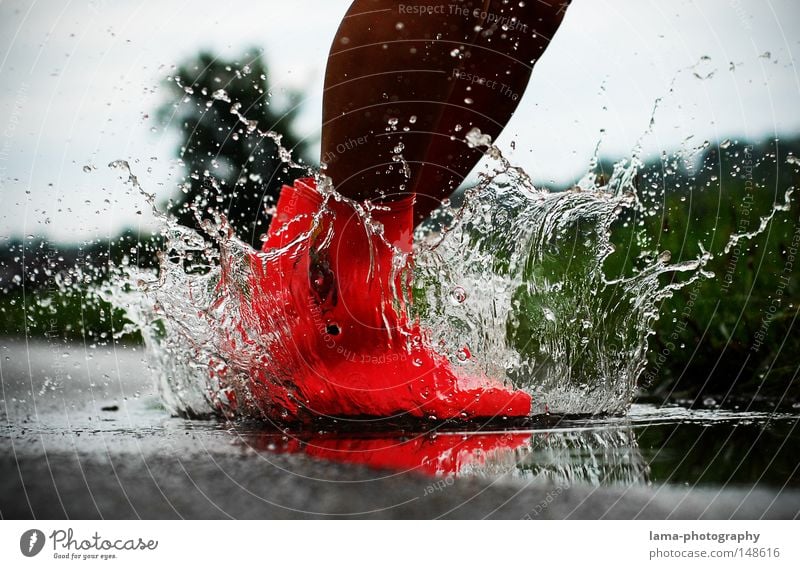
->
[159,49,312,247]
[611,138,800,403]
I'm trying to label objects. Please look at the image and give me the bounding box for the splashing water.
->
[408,131,719,416]
[97,94,795,422]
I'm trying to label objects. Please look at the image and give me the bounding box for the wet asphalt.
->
[1,340,797,520]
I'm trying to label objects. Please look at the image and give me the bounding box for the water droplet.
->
[211,89,230,102]
[449,286,467,304]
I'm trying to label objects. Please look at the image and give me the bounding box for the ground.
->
[1,340,797,519]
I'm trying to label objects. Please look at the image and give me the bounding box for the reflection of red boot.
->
[236,178,531,421]
[247,431,532,477]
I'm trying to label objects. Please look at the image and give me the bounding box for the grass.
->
[609,138,800,403]
[0,287,139,345]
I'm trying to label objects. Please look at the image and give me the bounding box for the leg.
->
[322,0,570,222]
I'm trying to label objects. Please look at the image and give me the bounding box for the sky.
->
[0,0,798,242]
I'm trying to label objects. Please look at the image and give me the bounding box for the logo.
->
[20,529,46,557]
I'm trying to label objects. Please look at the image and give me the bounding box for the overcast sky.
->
[1,0,798,242]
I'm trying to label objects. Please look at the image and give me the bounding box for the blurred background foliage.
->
[609,138,799,403]
[159,49,312,248]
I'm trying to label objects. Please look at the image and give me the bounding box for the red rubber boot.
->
[234,178,531,421]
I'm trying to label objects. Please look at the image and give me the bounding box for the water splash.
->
[97,96,796,422]
[410,131,717,415]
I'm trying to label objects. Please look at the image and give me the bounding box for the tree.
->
[159,49,312,247]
